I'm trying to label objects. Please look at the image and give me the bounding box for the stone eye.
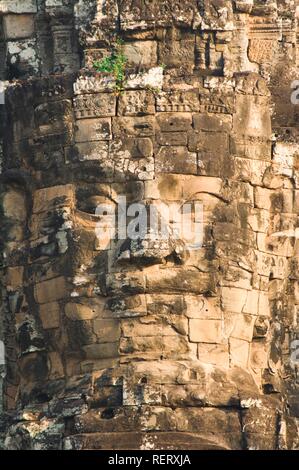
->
[77,196,116,216]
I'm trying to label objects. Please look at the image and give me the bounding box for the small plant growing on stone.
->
[145,64,166,96]
[93,40,127,95]
[146,85,162,96]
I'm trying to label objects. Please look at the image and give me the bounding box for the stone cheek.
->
[0,0,299,452]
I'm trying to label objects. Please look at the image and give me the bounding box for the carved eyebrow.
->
[82,194,118,204]
[76,187,113,200]
[76,194,118,217]
[182,192,229,205]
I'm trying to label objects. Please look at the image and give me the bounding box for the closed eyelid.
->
[76,194,117,213]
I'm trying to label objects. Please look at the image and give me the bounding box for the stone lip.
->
[65,431,234,450]
[0,361,282,450]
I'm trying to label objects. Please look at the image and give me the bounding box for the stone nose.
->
[115,236,188,266]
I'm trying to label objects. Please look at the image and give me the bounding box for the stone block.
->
[144,176,181,200]
[146,269,216,296]
[120,335,191,359]
[128,360,187,385]
[243,290,259,315]
[95,228,113,251]
[75,118,111,143]
[74,406,176,433]
[3,190,27,221]
[223,181,254,205]
[181,175,223,198]
[257,232,294,258]
[106,294,147,318]
[158,38,195,69]
[73,93,116,119]
[233,95,271,139]
[48,352,64,379]
[229,338,249,367]
[66,319,96,348]
[185,296,222,319]
[118,90,155,116]
[126,66,164,89]
[0,0,37,13]
[34,99,73,136]
[220,266,252,290]
[113,116,155,137]
[247,208,270,233]
[250,340,268,369]
[199,148,233,178]
[144,174,223,201]
[231,136,272,161]
[3,14,34,39]
[193,113,232,132]
[126,156,155,180]
[280,188,293,213]
[156,146,197,174]
[258,292,270,317]
[7,38,39,74]
[75,141,109,162]
[229,313,255,342]
[189,319,223,343]
[272,141,296,178]
[233,157,270,186]
[242,401,278,436]
[93,319,120,343]
[156,113,192,133]
[65,303,100,321]
[213,223,255,247]
[124,41,157,67]
[34,277,67,304]
[254,186,272,210]
[255,251,289,279]
[268,279,286,301]
[121,317,180,338]
[188,130,229,155]
[110,181,145,203]
[122,137,153,158]
[83,342,119,360]
[33,185,74,214]
[197,343,230,368]
[146,294,185,316]
[157,90,200,113]
[157,132,188,146]
[119,2,197,30]
[6,266,24,290]
[221,287,248,313]
[80,358,118,374]
[65,429,242,450]
[106,272,146,296]
[174,407,240,434]
[39,302,60,330]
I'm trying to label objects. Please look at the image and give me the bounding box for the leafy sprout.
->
[93,40,127,95]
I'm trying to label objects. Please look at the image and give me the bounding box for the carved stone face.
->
[1,70,276,407]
